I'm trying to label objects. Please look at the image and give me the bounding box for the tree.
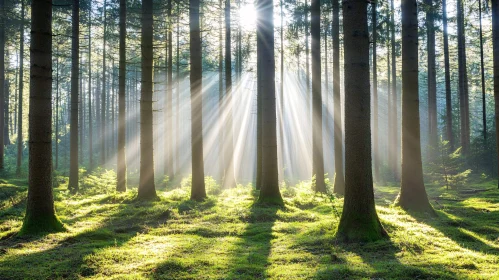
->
[372,0,378,181]
[336,0,386,242]
[395,0,433,213]
[493,0,499,188]
[69,0,80,193]
[457,0,470,156]
[311,0,325,192]
[223,0,236,189]
[389,0,397,180]
[332,0,344,194]
[88,1,93,170]
[20,0,64,235]
[190,0,207,201]
[257,0,283,205]
[117,0,127,192]
[442,0,453,150]
[138,0,157,200]
[479,0,486,143]
[426,0,437,161]
[101,0,107,165]
[0,0,4,170]
[16,0,25,176]
[165,0,174,179]
[219,0,224,179]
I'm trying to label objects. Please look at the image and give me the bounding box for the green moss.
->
[18,213,66,236]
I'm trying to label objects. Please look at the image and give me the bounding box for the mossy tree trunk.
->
[257,0,283,205]
[117,0,127,192]
[332,0,344,195]
[395,0,434,214]
[336,0,387,242]
[69,0,80,194]
[138,0,157,200]
[190,0,207,201]
[21,0,65,235]
[311,0,325,193]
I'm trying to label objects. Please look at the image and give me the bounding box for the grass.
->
[0,172,498,279]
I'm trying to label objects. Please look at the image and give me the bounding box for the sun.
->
[238,3,257,31]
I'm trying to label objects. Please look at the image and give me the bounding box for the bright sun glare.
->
[239,4,257,30]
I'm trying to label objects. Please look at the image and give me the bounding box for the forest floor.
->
[0,171,498,279]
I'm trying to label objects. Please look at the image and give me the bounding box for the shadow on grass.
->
[0,199,173,279]
[314,239,458,279]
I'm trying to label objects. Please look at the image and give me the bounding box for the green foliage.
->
[427,139,472,189]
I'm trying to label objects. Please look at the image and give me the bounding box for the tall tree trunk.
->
[479,0,487,144]
[223,0,236,188]
[0,0,4,169]
[165,0,174,178]
[117,0,127,192]
[279,0,284,181]
[176,5,180,176]
[457,0,470,156]
[101,0,107,166]
[55,45,60,170]
[69,0,80,193]
[492,0,499,188]
[4,81,10,146]
[442,0,453,150]
[332,0,344,194]
[311,0,325,192]
[305,0,310,124]
[88,2,93,170]
[372,0,379,181]
[219,0,224,180]
[396,0,433,213]
[257,0,283,204]
[16,0,25,176]
[20,0,64,235]
[336,0,386,242]
[190,0,207,201]
[426,0,437,161]
[256,26,262,190]
[390,0,397,180]
[138,0,157,199]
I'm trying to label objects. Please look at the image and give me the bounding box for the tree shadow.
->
[314,238,458,279]
[0,199,173,279]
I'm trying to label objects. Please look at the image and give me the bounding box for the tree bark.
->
[190,0,207,201]
[16,0,25,176]
[101,0,107,166]
[479,0,487,144]
[492,0,499,188]
[117,0,127,192]
[332,0,344,194]
[20,0,64,235]
[69,0,80,193]
[138,0,157,200]
[390,0,398,180]
[219,0,224,180]
[88,1,93,170]
[426,0,437,161]
[257,0,282,204]
[311,0,325,192]
[165,0,174,179]
[337,0,386,242]
[396,0,434,213]
[223,0,236,189]
[0,0,4,169]
[442,0,453,150]
[457,0,470,156]
[372,0,379,181]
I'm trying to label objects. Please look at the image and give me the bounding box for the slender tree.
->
[390,0,397,179]
[479,0,487,143]
[257,0,283,205]
[101,0,107,165]
[457,0,470,156]
[117,0,127,192]
[16,0,25,176]
[69,0,80,193]
[305,0,310,121]
[88,1,93,170]
[493,0,499,189]
[190,0,207,201]
[20,0,64,235]
[0,0,4,170]
[138,0,157,200]
[256,24,263,190]
[224,0,236,188]
[332,0,344,194]
[336,0,386,241]
[395,0,433,213]
[311,0,325,192]
[165,0,174,179]
[442,0,453,150]
[176,4,180,176]
[372,0,379,181]
[219,0,224,179]
[426,0,437,160]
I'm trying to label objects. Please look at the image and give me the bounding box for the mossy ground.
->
[0,173,498,279]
